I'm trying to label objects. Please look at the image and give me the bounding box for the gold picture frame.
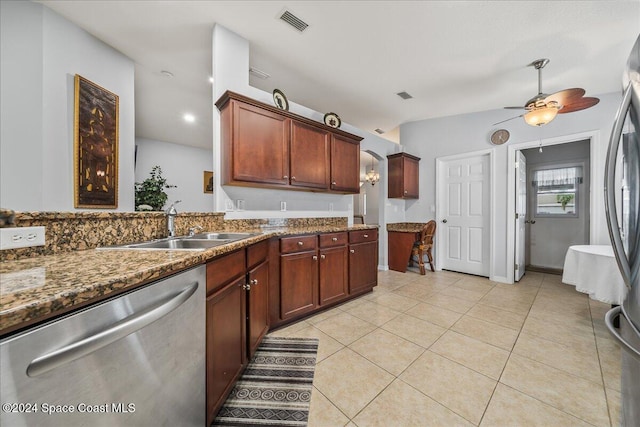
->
[204,171,214,194]
[74,75,119,208]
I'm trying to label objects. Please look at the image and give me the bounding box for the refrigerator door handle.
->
[605,306,640,362]
[604,82,634,289]
[26,281,199,378]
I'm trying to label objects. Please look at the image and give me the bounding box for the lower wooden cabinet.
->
[206,278,246,424]
[349,241,378,294]
[280,249,318,320]
[206,241,269,425]
[319,245,348,305]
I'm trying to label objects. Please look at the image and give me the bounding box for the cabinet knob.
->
[243,284,251,291]
[251,279,258,285]
[404,190,408,194]
[332,237,338,241]
[350,249,355,254]
[291,176,296,181]
[364,234,368,238]
[320,254,326,260]
[297,241,304,246]
[332,181,337,185]
[312,255,318,261]
[283,175,288,179]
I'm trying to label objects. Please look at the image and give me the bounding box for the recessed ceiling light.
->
[160,70,174,78]
[183,113,195,123]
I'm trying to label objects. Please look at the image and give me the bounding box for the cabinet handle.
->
[251,279,258,285]
[297,241,304,246]
[364,234,368,238]
[283,175,288,179]
[320,254,326,260]
[312,255,318,261]
[350,249,355,254]
[332,237,338,241]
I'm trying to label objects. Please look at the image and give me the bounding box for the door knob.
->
[442,219,448,223]
[530,220,536,224]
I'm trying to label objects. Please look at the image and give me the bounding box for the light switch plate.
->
[0,226,46,250]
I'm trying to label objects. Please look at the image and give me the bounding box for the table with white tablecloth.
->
[562,245,627,305]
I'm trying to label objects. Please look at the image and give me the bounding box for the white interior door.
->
[515,151,527,281]
[438,153,490,277]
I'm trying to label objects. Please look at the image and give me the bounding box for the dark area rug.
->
[212,336,319,426]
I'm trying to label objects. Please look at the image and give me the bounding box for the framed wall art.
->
[204,171,214,194]
[74,74,119,208]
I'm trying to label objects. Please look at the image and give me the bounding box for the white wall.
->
[135,138,214,212]
[400,92,622,281]
[0,1,135,211]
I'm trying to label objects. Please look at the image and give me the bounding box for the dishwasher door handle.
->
[26,281,199,378]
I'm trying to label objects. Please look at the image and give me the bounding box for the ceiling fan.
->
[494,58,600,127]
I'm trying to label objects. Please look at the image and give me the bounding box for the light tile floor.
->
[268,269,622,427]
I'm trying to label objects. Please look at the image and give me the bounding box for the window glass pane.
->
[533,166,579,217]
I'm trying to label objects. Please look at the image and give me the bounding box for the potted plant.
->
[135,166,176,211]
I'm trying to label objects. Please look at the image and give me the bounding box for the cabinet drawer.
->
[247,240,268,269]
[349,229,378,244]
[206,249,246,294]
[280,235,318,254]
[319,232,348,248]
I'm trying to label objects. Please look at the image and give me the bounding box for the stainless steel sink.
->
[99,231,261,251]
[188,232,260,240]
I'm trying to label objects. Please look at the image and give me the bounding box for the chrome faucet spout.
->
[188,225,204,237]
[166,200,181,237]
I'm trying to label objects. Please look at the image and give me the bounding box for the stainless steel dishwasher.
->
[0,265,205,427]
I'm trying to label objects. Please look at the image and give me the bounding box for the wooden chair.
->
[410,220,436,275]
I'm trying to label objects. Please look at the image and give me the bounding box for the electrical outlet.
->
[0,226,46,250]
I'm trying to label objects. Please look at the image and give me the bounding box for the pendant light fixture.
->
[364,157,379,186]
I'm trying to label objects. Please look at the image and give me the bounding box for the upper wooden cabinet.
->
[216,91,362,194]
[387,152,420,199]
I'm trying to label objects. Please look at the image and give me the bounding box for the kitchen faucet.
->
[188,225,204,237]
[166,200,181,237]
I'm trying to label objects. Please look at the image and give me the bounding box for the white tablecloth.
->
[562,245,627,305]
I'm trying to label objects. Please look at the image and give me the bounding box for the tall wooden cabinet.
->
[216,91,362,194]
[387,152,420,199]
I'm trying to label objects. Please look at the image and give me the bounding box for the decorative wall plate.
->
[272,89,289,111]
[323,112,341,128]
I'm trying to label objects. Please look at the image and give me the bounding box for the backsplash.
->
[0,212,347,261]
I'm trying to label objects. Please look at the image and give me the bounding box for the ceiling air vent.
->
[374,128,385,134]
[279,10,309,32]
[397,91,413,100]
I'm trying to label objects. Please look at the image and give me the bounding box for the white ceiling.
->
[39,1,639,149]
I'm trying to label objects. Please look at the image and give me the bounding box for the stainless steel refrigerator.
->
[604,34,640,427]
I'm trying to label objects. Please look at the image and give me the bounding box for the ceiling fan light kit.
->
[499,58,600,127]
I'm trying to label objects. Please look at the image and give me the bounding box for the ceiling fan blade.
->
[504,106,526,110]
[545,88,586,107]
[557,97,600,114]
[493,114,523,126]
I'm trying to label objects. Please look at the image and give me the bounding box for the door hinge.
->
[515,213,519,219]
[515,263,519,271]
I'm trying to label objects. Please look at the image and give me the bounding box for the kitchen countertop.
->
[0,225,377,336]
[387,222,426,233]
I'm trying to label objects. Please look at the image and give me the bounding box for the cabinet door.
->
[247,260,269,358]
[290,121,330,189]
[330,134,360,193]
[319,246,348,306]
[280,251,318,320]
[403,156,420,198]
[232,101,290,185]
[349,241,378,294]
[206,278,246,424]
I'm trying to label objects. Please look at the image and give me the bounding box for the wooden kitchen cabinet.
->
[290,121,330,189]
[348,229,379,294]
[206,240,269,424]
[387,152,420,199]
[319,232,348,306]
[216,91,362,194]
[206,276,246,425]
[330,134,360,193]
[279,236,319,320]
